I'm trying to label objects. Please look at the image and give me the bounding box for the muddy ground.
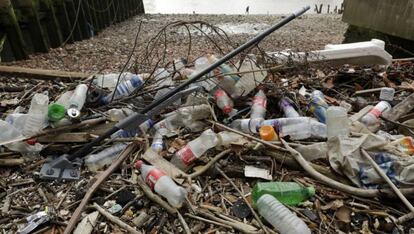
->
[5,14,347,73]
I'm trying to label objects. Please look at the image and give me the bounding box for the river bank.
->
[5,14,347,73]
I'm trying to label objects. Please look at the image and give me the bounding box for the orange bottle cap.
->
[259,125,278,141]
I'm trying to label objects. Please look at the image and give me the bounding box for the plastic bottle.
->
[259,125,278,141]
[107,108,134,122]
[251,90,267,119]
[151,131,164,153]
[262,117,326,140]
[23,93,49,136]
[56,90,74,109]
[214,89,237,116]
[48,104,66,122]
[252,182,315,206]
[170,129,219,171]
[101,74,144,105]
[0,119,24,143]
[111,119,154,139]
[279,97,300,118]
[154,69,178,105]
[93,72,136,90]
[308,90,329,123]
[84,143,128,171]
[135,160,187,208]
[216,131,243,147]
[176,104,211,123]
[67,84,88,118]
[230,118,263,134]
[326,106,349,139]
[256,194,311,234]
[153,114,182,136]
[380,87,395,102]
[360,101,392,126]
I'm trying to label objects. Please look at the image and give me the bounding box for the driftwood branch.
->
[93,203,141,234]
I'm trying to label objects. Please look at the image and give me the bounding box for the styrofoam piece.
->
[267,39,392,67]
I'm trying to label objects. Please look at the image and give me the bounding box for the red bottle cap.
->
[223,106,232,114]
[26,138,37,145]
[134,160,143,169]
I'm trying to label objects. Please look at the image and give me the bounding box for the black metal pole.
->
[68,6,310,160]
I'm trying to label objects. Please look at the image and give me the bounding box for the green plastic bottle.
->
[48,103,66,122]
[252,182,315,206]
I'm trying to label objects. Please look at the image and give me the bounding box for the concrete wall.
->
[342,0,414,40]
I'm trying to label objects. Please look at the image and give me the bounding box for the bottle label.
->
[146,169,166,189]
[370,108,382,118]
[177,145,196,165]
[253,96,267,108]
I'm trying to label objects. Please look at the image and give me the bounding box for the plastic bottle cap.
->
[67,108,80,118]
[48,104,66,122]
[307,186,316,197]
[223,106,232,114]
[134,160,143,169]
[26,138,37,145]
[259,125,278,141]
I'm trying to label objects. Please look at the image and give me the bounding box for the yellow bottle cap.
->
[259,125,278,141]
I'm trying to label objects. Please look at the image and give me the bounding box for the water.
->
[143,0,343,15]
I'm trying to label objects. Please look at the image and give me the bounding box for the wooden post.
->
[111,0,119,23]
[39,0,63,47]
[81,0,94,36]
[86,0,99,33]
[73,0,89,39]
[91,0,103,31]
[120,0,126,21]
[54,0,73,43]
[0,0,28,59]
[14,0,49,52]
[65,0,83,40]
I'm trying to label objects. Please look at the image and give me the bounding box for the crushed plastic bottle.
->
[360,101,392,126]
[111,119,154,139]
[252,182,315,206]
[107,108,134,122]
[175,104,211,123]
[23,93,49,137]
[153,113,182,136]
[84,143,128,171]
[250,90,267,119]
[308,90,329,123]
[67,84,88,118]
[262,117,326,140]
[170,129,219,171]
[256,194,311,234]
[214,89,237,116]
[93,72,136,90]
[151,131,164,153]
[279,97,300,118]
[101,74,144,105]
[135,160,187,208]
[326,106,349,139]
[216,131,244,147]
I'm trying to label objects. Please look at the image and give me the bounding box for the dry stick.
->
[92,203,141,234]
[64,143,137,234]
[185,213,232,229]
[177,211,191,234]
[56,184,74,210]
[209,121,414,197]
[0,158,24,166]
[186,149,231,179]
[360,149,414,221]
[216,166,269,234]
[135,176,177,214]
[198,210,258,233]
[33,117,107,138]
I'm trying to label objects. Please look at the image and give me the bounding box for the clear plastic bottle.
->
[56,90,74,109]
[151,131,164,153]
[252,182,315,206]
[326,106,349,139]
[23,93,49,137]
[214,89,237,116]
[135,160,187,208]
[152,113,182,136]
[170,129,219,171]
[84,143,127,171]
[101,74,144,105]
[262,117,326,140]
[176,104,211,123]
[251,90,267,119]
[0,119,24,143]
[279,98,300,118]
[216,131,243,147]
[360,101,392,126]
[154,69,178,105]
[107,108,134,122]
[308,90,329,123]
[230,118,263,134]
[93,72,136,90]
[256,194,311,234]
[67,84,88,118]
[111,119,154,139]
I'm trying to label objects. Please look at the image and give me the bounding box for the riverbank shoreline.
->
[4,14,347,73]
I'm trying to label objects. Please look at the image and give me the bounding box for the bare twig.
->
[92,203,141,234]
